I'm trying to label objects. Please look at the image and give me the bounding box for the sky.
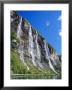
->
[16,11,61,55]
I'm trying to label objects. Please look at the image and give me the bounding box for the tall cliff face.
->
[11,11,61,79]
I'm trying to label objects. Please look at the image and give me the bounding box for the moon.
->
[46,22,49,27]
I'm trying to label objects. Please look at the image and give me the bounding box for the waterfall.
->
[50,56,57,65]
[44,40,57,74]
[17,17,22,39]
[36,31,41,60]
[17,17,24,62]
[17,17,29,70]
[28,24,36,66]
[35,31,43,68]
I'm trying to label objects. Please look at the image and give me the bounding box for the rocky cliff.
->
[10,11,61,79]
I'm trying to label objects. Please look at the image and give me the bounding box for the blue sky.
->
[16,11,61,55]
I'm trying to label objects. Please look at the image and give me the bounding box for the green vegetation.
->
[11,31,19,43]
[11,50,27,74]
[11,49,58,79]
[10,28,61,79]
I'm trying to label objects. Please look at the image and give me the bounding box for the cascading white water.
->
[28,24,36,66]
[50,56,57,65]
[17,17,24,62]
[44,40,49,59]
[44,40,57,74]
[35,31,43,68]
[17,17,22,39]
[17,17,29,70]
